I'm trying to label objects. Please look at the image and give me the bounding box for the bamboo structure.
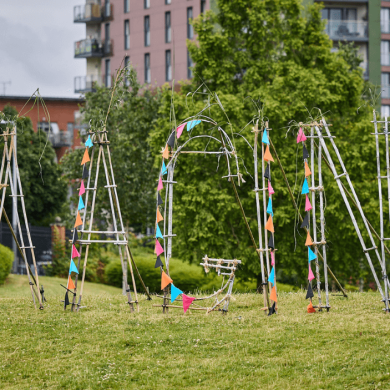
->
[71,129,151,312]
[0,124,43,309]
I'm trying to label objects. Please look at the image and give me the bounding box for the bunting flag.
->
[155,224,163,239]
[306,281,314,299]
[301,178,309,194]
[264,164,270,179]
[157,208,164,223]
[74,211,83,228]
[304,161,311,177]
[296,128,304,143]
[305,231,313,246]
[64,291,70,307]
[71,245,80,259]
[157,192,163,206]
[265,215,274,233]
[308,265,315,281]
[187,120,201,131]
[155,256,163,268]
[171,284,183,303]
[268,234,274,250]
[262,129,269,144]
[271,250,275,266]
[155,239,164,256]
[161,161,168,175]
[79,180,85,196]
[162,145,170,159]
[78,196,85,211]
[157,176,163,191]
[82,165,89,179]
[182,294,195,313]
[68,276,76,290]
[270,286,277,302]
[267,197,273,216]
[264,145,274,162]
[176,123,187,139]
[268,302,276,316]
[81,148,90,165]
[302,144,309,160]
[268,180,275,195]
[268,267,275,285]
[161,271,173,290]
[307,301,316,313]
[300,212,309,229]
[308,247,317,262]
[72,227,79,245]
[69,259,79,274]
[305,195,312,212]
[85,135,93,148]
[167,131,175,148]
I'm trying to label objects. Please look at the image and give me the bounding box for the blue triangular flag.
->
[187,120,201,131]
[171,283,183,303]
[78,196,85,211]
[161,161,168,175]
[69,259,79,275]
[301,178,309,194]
[308,247,317,262]
[267,197,273,216]
[262,129,269,145]
[268,267,275,285]
[155,224,163,239]
[85,135,93,148]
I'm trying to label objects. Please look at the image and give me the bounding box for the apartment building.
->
[73,0,214,93]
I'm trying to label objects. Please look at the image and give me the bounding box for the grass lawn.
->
[1,275,390,389]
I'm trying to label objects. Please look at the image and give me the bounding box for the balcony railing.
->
[74,3,102,23]
[324,20,368,41]
[48,132,72,148]
[74,38,112,58]
[74,75,100,93]
[102,3,113,21]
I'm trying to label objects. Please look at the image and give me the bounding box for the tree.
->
[149,0,379,288]
[0,105,68,226]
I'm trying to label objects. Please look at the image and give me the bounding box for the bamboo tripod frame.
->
[70,130,151,312]
[0,126,43,309]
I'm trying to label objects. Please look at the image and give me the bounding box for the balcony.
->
[74,3,102,23]
[74,38,112,58]
[74,75,100,93]
[324,20,368,41]
[48,132,72,148]
[102,3,113,21]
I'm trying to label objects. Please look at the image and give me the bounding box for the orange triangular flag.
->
[307,301,316,313]
[265,215,274,233]
[157,208,163,223]
[161,271,173,290]
[81,148,90,165]
[264,145,274,162]
[305,231,313,246]
[162,145,169,159]
[74,211,82,228]
[68,276,76,290]
[270,286,277,302]
[305,161,311,177]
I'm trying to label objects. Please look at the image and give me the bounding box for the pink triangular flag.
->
[176,123,186,139]
[296,128,303,143]
[72,244,80,258]
[182,294,196,313]
[79,180,85,196]
[271,251,275,266]
[301,130,307,142]
[305,194,312,211]
[157,176,163,191]
[308,265,315,281]
[268,181,275,195]
[155,239,164,256]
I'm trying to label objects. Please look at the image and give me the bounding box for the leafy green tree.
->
[0,105,68,226]
[149,0,380,289]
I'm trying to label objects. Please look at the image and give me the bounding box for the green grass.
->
[1,275,390,389]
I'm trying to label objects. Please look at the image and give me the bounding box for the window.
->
[105,23,110,41]
[382,41,390,66]
[124,56,130,86]
[382,105,390,118]
[105,0,111,17]
[105,59,111,87]
[382,8,390,33]
[165,50,172,81]
[144,16,150,46]
[165,12,171,43]
[144,0,150,9]
[382,73,390,99]
[201,0,206,13]
[144,53,151,83]
[187,50,193,79]
[124,20,130,49]
[165,0,171,4]
[124,0,130,13]
[38,122,59,134]
[187,7,193,39]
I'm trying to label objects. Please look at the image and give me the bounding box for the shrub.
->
[0,243,13,284]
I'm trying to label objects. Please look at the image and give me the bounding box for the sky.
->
[0,0,86,98]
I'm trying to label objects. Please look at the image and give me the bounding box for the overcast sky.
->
[0,0,85,98]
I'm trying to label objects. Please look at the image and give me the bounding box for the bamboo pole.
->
[385,118,390,224]
[268,138,348,297]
